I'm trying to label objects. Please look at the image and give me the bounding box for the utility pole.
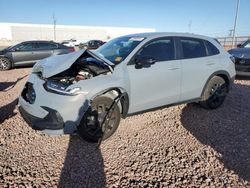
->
[188,20,192,33]
[232,0,240,48]
[53,13,56,41]
[228,29,233,37]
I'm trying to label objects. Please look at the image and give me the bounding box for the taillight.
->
[68,47,75,52]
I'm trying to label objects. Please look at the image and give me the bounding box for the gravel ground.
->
[0,68,250,187]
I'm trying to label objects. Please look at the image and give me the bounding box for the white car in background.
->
[61,39,81,47]
[19,32,236,143]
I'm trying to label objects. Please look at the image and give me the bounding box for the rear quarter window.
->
[205,41,220,56]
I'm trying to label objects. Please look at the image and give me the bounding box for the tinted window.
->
[17,43,37,50]
[138,38,175,61]
[180,38,206,59]
[37,42,57,49]
[205,41,220,56]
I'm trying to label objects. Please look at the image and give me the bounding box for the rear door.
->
[11,42,38,66]
[178,37,218,101]
[34,42,56,61]
[127,37,182,113]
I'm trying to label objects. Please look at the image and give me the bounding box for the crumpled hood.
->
[228,48,250,59]
[33,49,86,78]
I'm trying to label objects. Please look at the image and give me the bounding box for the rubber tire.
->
[0,57,11,71]
[78,96,120,143]
[200,76,227,109]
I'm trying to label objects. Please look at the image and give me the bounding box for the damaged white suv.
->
[19,33,235,142]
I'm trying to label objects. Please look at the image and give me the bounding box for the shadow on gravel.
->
[0,98,18,124]
[180,83,250,181]
[58,136,106,188]
[0,81,17,92]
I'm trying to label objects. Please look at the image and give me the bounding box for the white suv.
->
[19,33,236,142]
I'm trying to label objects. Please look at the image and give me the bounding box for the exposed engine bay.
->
[48,53,111,87]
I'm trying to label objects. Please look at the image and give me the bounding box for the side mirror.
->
[13,47,21,51]
[135,55,156,69]
[237,44,242,48]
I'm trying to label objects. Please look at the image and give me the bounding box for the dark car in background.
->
[228,39,250,76]
[79,40,105,50]
[0,40,75,71]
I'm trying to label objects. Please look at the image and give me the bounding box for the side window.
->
[89,41,94,46]
[17,43,37,51]
[37,42,57,49]
[180,38,206,59]
[205,41,220,56]
[138,38,175,61]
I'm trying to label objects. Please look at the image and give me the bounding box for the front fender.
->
[69,74,130,120]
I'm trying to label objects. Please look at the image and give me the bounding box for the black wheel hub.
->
[208,83,227,107]
[79,102,117,141]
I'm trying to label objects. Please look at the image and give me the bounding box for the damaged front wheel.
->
[77,96,121,143]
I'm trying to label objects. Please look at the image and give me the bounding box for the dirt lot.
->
[0,68,250,187]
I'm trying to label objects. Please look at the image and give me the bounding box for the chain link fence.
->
[217,36,250,50]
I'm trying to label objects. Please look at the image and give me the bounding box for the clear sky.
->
[0,0,249,37]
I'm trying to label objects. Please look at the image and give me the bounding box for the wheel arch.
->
[89,87,129,118]
[201,70,231,97]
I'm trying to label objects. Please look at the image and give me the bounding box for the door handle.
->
[168,67,180,70]
[206,62,215,65]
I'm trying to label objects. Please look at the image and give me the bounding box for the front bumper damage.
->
[19,105,64,131]
[18,73,90,135]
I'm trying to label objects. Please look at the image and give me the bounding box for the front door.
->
[126,37,181,113]
[12,42,38,65]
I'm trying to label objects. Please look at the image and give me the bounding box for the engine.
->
[48,56,110,86]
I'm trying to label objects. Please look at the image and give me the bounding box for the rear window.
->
[180,38,206,59]
[205,41,220,56]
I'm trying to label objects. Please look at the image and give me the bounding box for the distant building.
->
[0,22,156,46]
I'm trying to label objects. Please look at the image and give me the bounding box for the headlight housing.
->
[44,80,82,96]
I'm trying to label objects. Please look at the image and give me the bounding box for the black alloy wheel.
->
[78,96,120,143]
[200,76,228,109]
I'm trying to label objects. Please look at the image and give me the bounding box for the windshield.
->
[242,40,250,48]
[95,36,145,64]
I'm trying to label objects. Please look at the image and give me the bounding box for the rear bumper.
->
[19,105,64,131]
[236,71,250,76]
[235,63,250,76]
